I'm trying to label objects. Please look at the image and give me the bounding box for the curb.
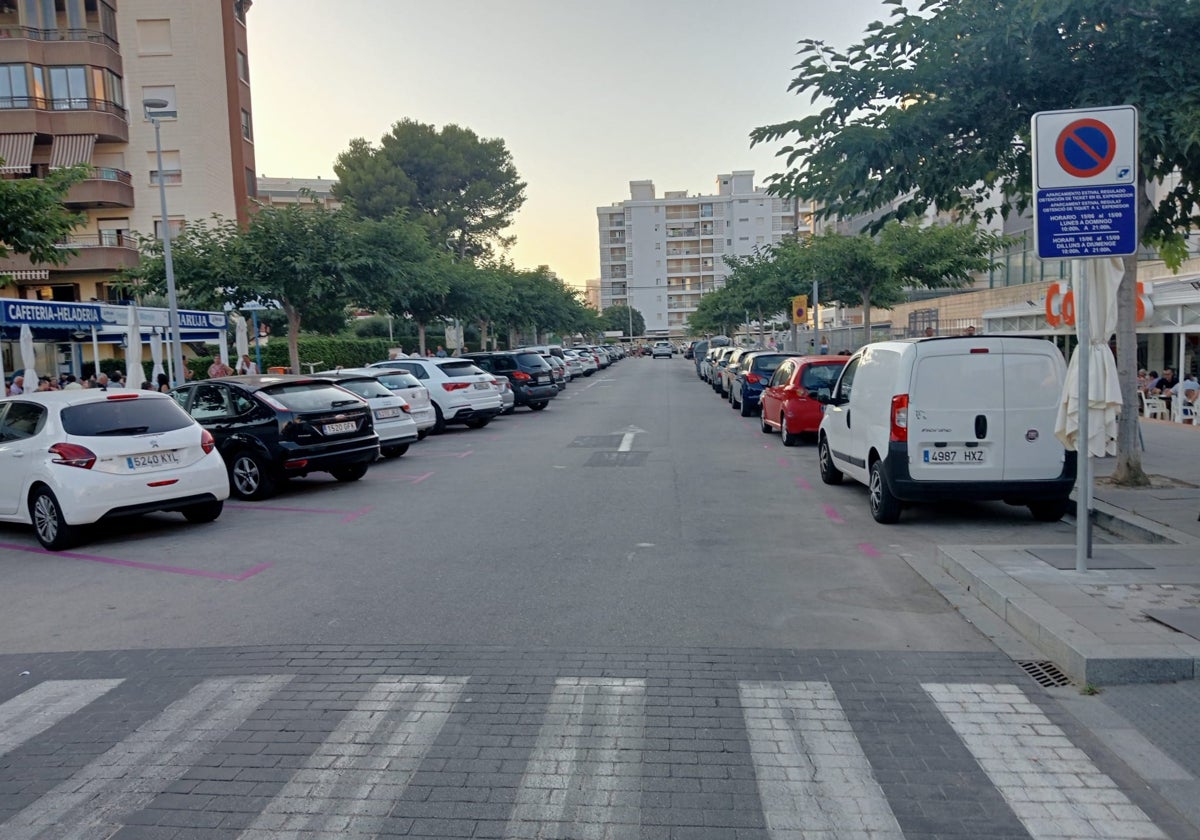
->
[1068,495,1200,546]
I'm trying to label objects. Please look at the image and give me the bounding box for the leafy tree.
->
[688,285,744,337]
[722,248,797,343]
[752,0,1200,484]
[0,165,89,263]
[600,304,645,337]
[333,119,527,261]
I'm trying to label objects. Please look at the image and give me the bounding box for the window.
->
[240,108,252,140]
[142,85,177,118]
[98,218,130,246]
[769,361,793,388]
[48,66,88,110]
[244,167,257,197]
[237,50,249,83]
[835,358,860,400]
[189,385,231,421]
[136,19,172,54]
[234,0,248,25]
[0,402,46,441]
[153,218,184,240]
[0,64,29,108]
[148,150,182,185]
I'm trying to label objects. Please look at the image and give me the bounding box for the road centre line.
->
[0,542,272,582]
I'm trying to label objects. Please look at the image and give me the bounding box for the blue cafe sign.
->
[2,300,227,333]
[2,300,103,327]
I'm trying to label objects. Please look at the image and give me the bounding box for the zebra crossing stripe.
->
[739,681,905,839]
[505,677,646,840]
[923,683,1166,840]
[238,675,468,839]
[0,674,291,840]
[0,680,124,759]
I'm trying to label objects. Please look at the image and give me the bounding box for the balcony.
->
[0,231,139,274]
[0,96,129,143]
[0,25,119,52]
[666,228,699,239]
[63,167,133,208]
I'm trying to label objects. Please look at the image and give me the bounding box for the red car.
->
[759,356,850,445]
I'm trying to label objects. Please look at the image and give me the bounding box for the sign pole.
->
[1075,259,1091,573]
[812,280,820,355]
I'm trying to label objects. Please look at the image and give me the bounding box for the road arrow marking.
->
[615,425,646,452]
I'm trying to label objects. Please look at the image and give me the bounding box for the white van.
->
[817,336,1076,523]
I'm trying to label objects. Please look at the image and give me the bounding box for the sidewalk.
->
[909,416,1200,686]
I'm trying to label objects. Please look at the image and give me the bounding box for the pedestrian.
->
[156,373,170,393]
[963,325,977,336]
[9,374,24,395]
[924,326,936,337]
[435,345,447,358]
[96,372,110,390]
[819,337,829,355]
[237,353,258,375]
[36,376,52,392]
[62,374,82,391]
[208,358,228,378]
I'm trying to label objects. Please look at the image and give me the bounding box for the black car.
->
[170,375,380,500]
[460,351,558,410]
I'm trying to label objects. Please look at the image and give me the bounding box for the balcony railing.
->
[91,166,131,185]
[59,231,136,249]
[0,95,128,120]
[0,25,119,51]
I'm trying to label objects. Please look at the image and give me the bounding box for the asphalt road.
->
[0,355,1079,654]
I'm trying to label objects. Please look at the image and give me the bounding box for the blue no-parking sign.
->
[1032,106,1138,259]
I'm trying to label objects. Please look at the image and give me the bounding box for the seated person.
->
[1136,369,1152,392]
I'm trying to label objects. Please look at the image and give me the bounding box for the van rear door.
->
[1000,338,1067,480]
[907,340,1006,482]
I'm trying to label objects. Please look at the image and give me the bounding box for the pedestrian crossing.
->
[0,673,1172,839]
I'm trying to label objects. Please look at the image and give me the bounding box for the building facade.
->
[596,171,803,338]
[256,176,341,210]
[1,0,255,375]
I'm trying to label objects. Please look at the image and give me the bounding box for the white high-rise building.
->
[596,171,804,337]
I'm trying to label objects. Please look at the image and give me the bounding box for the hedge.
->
[190,337,394,378]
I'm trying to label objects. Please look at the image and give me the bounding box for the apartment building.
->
[1,0,255,373]
[256,176,341,211]
[596,171,803,338]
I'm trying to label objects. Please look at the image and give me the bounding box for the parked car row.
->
[0,347,628,550]
[695,336,1076,524]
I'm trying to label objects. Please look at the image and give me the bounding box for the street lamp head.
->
[142,98,170,111]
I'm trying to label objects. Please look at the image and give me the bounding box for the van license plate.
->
[127,451,180,470]
[324,421,358,434]
[923,449,985,464]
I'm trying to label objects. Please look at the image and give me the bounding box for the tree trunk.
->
[479,319,489,352]
[757,308,766,345]
[283,301,301,375]
[417,322,427,356]
[1109,175,1153,485]
[860,290,873,350]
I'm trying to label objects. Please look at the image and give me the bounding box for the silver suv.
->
[652,341,674,359]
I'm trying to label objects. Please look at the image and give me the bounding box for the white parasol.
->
[1055,257,1123,456]
[149,331,165,383]
[19,323,37,380]
[0,333,6,393]
[125,306,146,389]
[233,312,249,363]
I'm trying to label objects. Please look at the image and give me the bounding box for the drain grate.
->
[1017,660,1072,688]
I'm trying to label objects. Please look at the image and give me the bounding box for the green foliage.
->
[333,119,527,261]
[0,164,89,263]
[600,305,645,337]
[191,337,393,378]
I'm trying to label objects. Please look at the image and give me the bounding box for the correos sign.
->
[1045,280,1154,327]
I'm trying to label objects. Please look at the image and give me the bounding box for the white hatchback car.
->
[0,390,230,550]
[312,372,419,458]
[370,357,502,432]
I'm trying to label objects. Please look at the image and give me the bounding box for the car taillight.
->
[49,442,96,469]
[106,393,138,401]
[512,371,531,381]
[442,382,471,391]
[401,404,411,413]
[890,394,909,442]
[201,429,216,454]
[746,373,761,384]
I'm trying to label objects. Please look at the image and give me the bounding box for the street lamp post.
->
[143,98,186,387]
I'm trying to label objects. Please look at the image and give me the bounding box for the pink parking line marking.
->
[339,505,373,524]
[858,542,882,558]
[794,476,813,490]
[823,504,845,524]
[367,471,435,485]
[410,450,474,459]
[226,504,350,516]
[776,457,789,468]
[0,542,272,581]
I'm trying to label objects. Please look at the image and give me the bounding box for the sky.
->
[245,0,892,289]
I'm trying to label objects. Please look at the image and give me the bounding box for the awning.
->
[49,134,97,169]
[0,133,35,174]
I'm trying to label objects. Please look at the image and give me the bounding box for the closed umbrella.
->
[1055,257,1123,456]
[233,312,249,363]
[149,332,165,383]
[19,323,37,380]
[0,334,7,394]
[125,306,145,389]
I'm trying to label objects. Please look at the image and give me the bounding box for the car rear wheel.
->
[182,500,223,524]
[1029,499,1069,522]
[781,416,802,447]
[29,486,80,551]
[529,401,548,411]
[760,411,773,433]
[818,435,843,485]
[431,404,446,434]
[382,443,409,458]
[869,459,902,524]
[739,393,754,417]
[230,451,276,500]
[331,463,369,482]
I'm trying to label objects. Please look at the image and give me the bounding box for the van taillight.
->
[201,429,216,454]
[890,394,909,442]
[49,443,96,469]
